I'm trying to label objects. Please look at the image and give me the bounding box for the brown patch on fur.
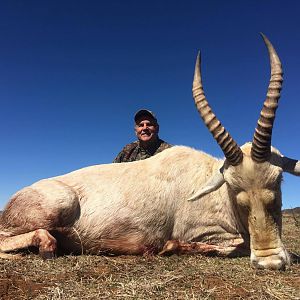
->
[0,185,80,236]
[79,218,162,255]
[88,236,149,255]
[52,227,160,256]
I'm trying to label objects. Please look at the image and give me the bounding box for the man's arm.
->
[155,140,172,155]
[113,151,124,163]
[113,142,138,163]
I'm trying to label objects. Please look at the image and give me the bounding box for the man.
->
[113,109,172,163]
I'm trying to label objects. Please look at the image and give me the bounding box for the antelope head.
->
[190,34,300,270]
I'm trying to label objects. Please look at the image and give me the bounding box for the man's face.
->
[135,116,159,144]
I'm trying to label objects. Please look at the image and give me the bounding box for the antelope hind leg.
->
[0,179,80,258]
[159,240,250,257]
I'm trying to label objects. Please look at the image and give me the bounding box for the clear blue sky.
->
[0,1,299,209]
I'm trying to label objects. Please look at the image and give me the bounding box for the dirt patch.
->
[0,276,49,300]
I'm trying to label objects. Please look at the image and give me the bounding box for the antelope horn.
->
[251,33,283,163]
[192,52,243,166]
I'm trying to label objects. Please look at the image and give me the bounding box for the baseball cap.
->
[134,109,157,123]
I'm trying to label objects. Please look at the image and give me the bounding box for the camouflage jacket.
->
[113,139,172,163]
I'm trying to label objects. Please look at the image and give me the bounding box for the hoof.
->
[40,251,56,259]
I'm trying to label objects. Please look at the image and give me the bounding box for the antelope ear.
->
[281,157,300,176]
[188,167,225,201]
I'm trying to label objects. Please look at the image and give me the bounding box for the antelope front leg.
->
[159,240,250,257]
[0,229,57,259]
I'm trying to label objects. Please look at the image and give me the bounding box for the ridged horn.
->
[251,33,283,163]
[192,52,243,166]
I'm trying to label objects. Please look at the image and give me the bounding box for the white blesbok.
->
[0,34,299,270]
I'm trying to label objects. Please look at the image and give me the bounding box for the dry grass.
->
[0,212,299,300]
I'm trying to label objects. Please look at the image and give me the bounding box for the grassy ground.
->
[0,212,299,300]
